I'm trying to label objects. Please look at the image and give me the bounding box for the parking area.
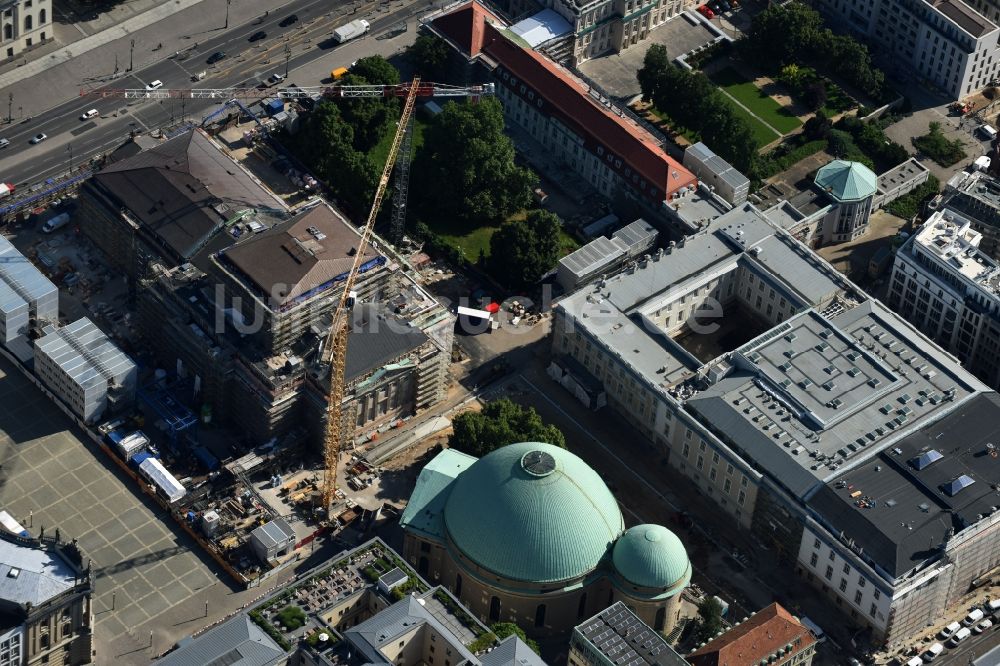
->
[0,354,224,663]
[578,14,719,99]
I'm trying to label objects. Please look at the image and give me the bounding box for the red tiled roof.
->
[687,604,816,666]
[431,1,503,57]
[430,1,697,202]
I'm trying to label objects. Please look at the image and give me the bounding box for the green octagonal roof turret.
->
[814,159,878,202]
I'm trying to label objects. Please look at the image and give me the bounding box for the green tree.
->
[638,44,670,100]
[449,398,566,458]
[407,34,451,79]
[694,597,725,644]
[490,623,540,655]
[288,101,380,216]
[803,110,832,140]
[488,210,562,288]
[742,2,823,66]
[803,81,827,112]
[350,55,400,85]
[413,98,536,224]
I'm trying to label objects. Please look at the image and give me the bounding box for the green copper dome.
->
[443,442,624,583]
[814,159,878,202]
[612,524,691,595]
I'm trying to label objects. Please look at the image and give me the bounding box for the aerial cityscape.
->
[0,0,1000,664]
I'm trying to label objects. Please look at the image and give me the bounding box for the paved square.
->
[0,355,219,662]
[578,14,718,99]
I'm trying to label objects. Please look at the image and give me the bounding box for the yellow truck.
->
[331,67,349,80]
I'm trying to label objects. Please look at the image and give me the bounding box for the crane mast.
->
[319,78,421,511]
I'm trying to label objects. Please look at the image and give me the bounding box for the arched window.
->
[577,593,588,620]
[23,14,30,31]
[489,596,501,623]
[655,607,666,631]
[534,604,546,628]
[38,9,44,24]
[454,573,462,599]
[4,24,11,39]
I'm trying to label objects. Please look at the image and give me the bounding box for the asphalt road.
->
[0,0,429,188]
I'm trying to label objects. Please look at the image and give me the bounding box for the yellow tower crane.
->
[318,77,421,511]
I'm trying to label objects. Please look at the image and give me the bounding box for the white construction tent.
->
[139,457,187,503]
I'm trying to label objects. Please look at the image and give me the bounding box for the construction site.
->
[0,78,481,587]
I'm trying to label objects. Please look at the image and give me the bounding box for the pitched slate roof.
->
[219,204,383,307]
[686,604,815,666]
[92,130,283,262]
[156,615,285,665]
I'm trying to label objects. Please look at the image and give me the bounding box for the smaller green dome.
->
[814,159,877,202]
[612,524,691,594]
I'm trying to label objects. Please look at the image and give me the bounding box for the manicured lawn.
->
[651,101,779,149]
[711,67,803,135]
[429,210,580,263]
[369,115,428,172]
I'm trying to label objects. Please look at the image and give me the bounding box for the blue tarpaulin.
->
[130,450,155,468]
[193,446,220,471]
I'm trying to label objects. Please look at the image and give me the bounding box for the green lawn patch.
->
[711,67,802,135]
[369,115,427,171]
[427,210,578,265]
[652,101,778,149]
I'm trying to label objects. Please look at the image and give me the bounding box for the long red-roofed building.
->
[426,0,697,209]
[686,603,817,666]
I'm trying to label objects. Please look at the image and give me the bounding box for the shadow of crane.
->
[93,544,190,579]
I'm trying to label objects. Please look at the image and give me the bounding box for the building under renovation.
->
[104,131,454,445]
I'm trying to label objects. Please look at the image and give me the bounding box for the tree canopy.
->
[637,45,758,174]
[449,398,566,458]
[490,623,540,655]
[488,210,562,288]
[287,56,401,216]
[694,597,725,644]
[742,2,884,98]
[412,97,536,225]
[288,101,380,215]
[407,34,451,79]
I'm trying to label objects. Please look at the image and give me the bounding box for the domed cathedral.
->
[400,442,691,638]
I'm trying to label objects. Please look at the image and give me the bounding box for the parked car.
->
[0,138,9,149]
[79,108,98,120]
[29,133,46,144]
[921,643,944,662]
[947,627,971,647]
[279,14,298,26]
[249,31,267,41]
[939,621,961,639]
[207,51,227,64]
[973,618,993,634]
[964,609,985,626]
[145,80,163,91]
[697,4,714,16]
[268,72,285,84]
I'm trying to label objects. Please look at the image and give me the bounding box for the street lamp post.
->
[284,43,291,78]
[128,39,134,72]
[6,93,11,124]
[224,0,231,29]
[67,144,73,173]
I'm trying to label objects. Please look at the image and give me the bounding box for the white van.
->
[921,643,944,662]
[987,598,1000,612]
[939,621,961,639]
[948,626,971,647]
[978,124,998,140]
[964,608,985,625]
[79,108,98,120]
